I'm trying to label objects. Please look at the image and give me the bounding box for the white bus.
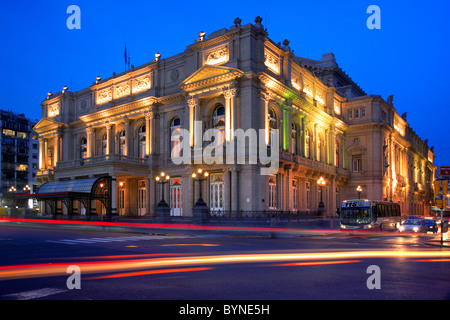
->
[340,199,402,231]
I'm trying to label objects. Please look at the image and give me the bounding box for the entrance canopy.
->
[19,176,113,217]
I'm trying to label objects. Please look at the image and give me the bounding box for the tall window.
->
[306,181,311,211]
[335,140,340,167]
[292,180,298,211]
[102,133,107,155]
[119,130,126,156]
[269,176,277,209]
[352,155,362,172]
[269,109,277,151]
[138,125,146,159]
[210,173,224,213]
[212,105,225,146]
[291,122,298,155]
[170,118,181,158]
[80,137,87,159]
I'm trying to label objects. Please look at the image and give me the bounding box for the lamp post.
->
[155,172,170,207]
[356,185,362,199]
[317,176,326,215]
[192,168,209,206]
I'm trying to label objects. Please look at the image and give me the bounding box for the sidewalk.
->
[0,214,341,238]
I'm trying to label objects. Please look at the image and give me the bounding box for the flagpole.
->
[124,42,127,72]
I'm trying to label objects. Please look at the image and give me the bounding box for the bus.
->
[340,199,402,231]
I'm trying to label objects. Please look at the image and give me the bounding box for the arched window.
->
[170,117,181,158]
[80,137,87,159]
[102,133,107,155]
[212,105,225,146]
[291,122,298,155]
[138,125,146,159]
[119,130,126,156]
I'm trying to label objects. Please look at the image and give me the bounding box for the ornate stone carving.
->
[132,76,151,94]
[205,47,229,66]
[264,51,279,74]
[115,83,130,99]
[97,88,112,104]
[48,103,60,117]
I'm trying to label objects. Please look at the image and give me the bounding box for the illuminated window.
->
[212,105,225,146]
[102,133,107,155]
[119,130,126,156]
[138,125,146,159]
[80,138,87,159]
[170,118,181,158]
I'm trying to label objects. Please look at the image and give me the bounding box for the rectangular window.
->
[348,110,353,120]
[352,155,362,172]
[360,108,366,118]
[269,176,277,209]
[354,109,359,119]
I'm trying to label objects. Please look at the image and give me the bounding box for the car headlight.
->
[413,227,419,232]
[399,226,405,231]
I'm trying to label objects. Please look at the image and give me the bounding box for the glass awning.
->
[37,177,100,194]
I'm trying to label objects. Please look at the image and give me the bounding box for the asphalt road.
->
[0,223,449,304]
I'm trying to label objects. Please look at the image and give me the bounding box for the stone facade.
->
[34,17,435,218]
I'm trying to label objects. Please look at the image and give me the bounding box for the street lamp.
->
[155,171,170,207]
[317,176,326,215]
[192,168,209,207]
[356,185,362,199]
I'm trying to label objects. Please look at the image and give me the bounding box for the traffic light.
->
[442,180,449,195]
[434,181,441,195]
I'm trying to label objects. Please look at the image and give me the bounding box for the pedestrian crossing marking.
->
[45,235,189,245]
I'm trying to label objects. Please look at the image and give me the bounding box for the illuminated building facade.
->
[0,110,39,209]
[34,17,435,218]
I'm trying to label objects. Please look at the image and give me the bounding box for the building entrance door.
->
[170,178,182,216]
[138,180,146,216]
[210,173,224,214]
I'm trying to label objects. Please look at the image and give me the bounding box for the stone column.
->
[187,96,199,147]
[86,127,93,158]
[39,137,45,169]
[105,123,112,155]
[223,87,238,142]
[145,112,154,156]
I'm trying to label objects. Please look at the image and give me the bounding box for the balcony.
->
[57,154,147,170]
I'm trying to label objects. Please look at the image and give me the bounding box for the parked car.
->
[399,219,428,233]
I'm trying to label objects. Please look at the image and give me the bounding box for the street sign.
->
[442,221,449,233]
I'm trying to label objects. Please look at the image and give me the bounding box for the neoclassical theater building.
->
[34,17,436,218]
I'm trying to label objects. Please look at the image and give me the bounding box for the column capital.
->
[145,111,155,121]
[186,95,199,108]
[223,86,238,99]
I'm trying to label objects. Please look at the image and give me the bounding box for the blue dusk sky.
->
[0,0,448,168]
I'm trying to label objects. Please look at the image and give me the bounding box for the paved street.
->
[0,221,449,304]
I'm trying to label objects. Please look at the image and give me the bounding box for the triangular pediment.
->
[180,65,244,91]
[33,117,64,132]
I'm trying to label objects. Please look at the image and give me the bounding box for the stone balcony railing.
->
[56,154,147,169]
